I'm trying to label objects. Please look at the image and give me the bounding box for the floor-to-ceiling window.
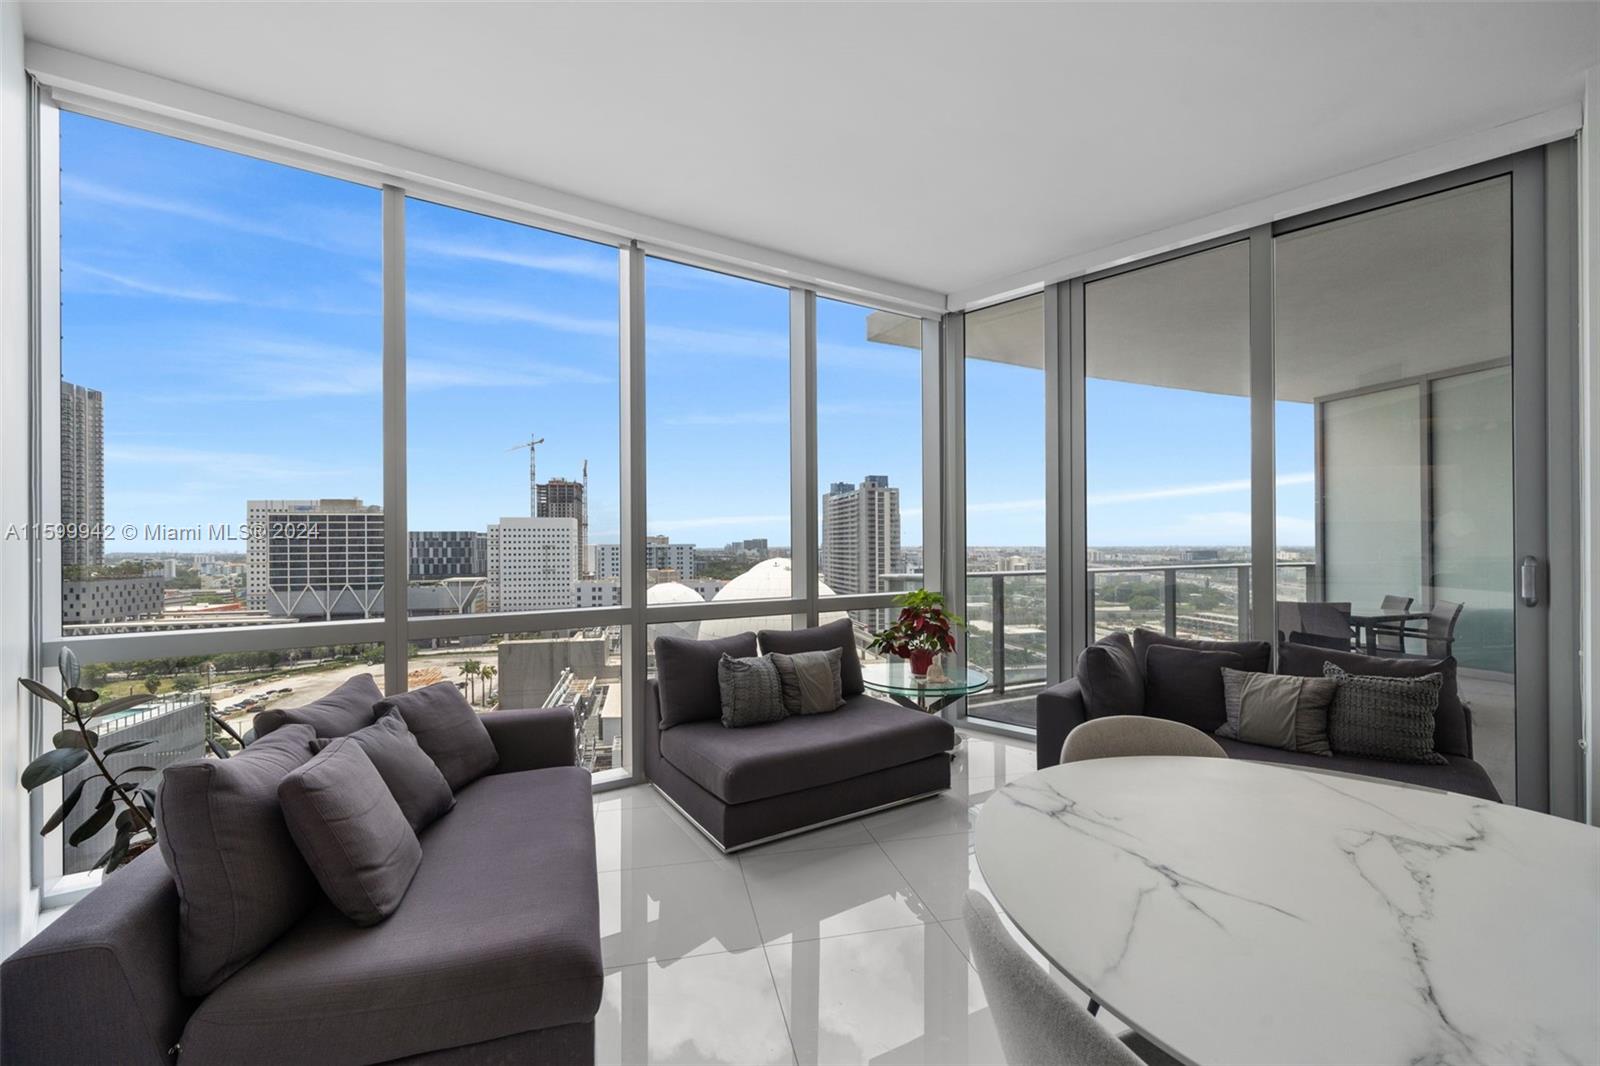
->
[963,294,1046,727]
[1083,241,1253,642]
[1274,175,1517,799]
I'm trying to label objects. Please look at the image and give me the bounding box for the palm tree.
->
[458,660,482,704]
[479,665,496,705]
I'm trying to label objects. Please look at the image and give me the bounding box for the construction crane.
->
[507,434,543,517]
[581,459,589,576]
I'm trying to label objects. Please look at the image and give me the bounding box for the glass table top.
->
[860,660,990,697]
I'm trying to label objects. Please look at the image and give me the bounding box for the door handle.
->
[1519,555,1539,608]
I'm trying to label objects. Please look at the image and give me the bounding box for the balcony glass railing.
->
[1092,562,1317,642]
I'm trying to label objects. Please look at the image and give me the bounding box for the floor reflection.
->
[590,732,1080,1065]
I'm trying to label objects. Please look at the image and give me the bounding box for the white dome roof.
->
[697,558,849,640]
[646,581,705,641]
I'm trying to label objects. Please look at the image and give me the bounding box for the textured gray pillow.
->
[253,672,382,738]
[314,710,454,832]
[155,723,319,996]
[1218,668,1335,755]
[374,682,499,790]
[279,739,421,926]
[770,648,844,715]
[717,654,788,728]
[759,619,864,696]
[1323,663,1447,764]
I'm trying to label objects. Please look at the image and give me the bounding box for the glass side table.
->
[860,661,990,752]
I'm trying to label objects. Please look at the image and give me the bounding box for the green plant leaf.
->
[19,678,70,711]
[114,765,156,779]
[101,739,155,756]
[52,728,98,750]
[96,784,117,810]
[58,647,81,689]
[64,687,100,706]
[20,747,88,790]
[93,830,132,871]
[86,693,155,720]
[115,807,147,832]
[69,802,115,845]
[41,778,89,835]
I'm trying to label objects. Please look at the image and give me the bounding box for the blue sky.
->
[62,111,1314,556]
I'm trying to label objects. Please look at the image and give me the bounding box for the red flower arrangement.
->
[867,589,964,678]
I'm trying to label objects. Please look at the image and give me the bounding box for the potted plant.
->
[867,589,964,680]
[18,649,160,873]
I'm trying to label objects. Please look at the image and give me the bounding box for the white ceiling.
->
[20,1,1600,301]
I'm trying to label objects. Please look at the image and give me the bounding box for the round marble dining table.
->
[974,757,1600,1066]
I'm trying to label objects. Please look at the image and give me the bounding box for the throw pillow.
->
[279,739,422,926]
[1323,663,1447,765]
[252,672,382,739]
[1217,668,1336,755]
[314,710,454,832]
[1143,644,1253,733]
[717,653,788,728]
[759,619,865,696]
[655,632,759,728]
[1277,643,1470,758]
[1131,628,1272,676]
[373,682,498,790]
[1073,632,1144,717]
[770,648,845,715]
[154,723,319,996]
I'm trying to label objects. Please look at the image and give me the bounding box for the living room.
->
[0,3,1597,1065]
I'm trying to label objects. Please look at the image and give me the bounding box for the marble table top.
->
[975,757,1600,1066]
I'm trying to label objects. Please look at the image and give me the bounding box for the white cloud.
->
[408,236,618,281]
[407,290,616,335]
[646,323,787,362]
[64,262,235,303]
[1088,471,1312,506]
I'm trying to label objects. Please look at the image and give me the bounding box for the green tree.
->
[172,674,202,694]
[143,677,161,695]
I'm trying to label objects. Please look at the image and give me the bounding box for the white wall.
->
[0,0,39,955]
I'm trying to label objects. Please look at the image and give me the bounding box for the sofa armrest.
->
[1035,678,1087,770]
[1460,702,1474,760]
[484,706,577,772]
[1,850,193,1066]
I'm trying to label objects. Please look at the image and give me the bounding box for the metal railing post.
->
[1163,568,1178,636]
[991,573,1006,696]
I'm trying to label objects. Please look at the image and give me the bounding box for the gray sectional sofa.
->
[645,623,956,850]
[1,705,603,1066]
[1036,630,1500,802]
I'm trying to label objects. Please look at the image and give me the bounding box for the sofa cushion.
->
[316,710,454,832]
[1145,645,1254,733]
[1074,632,1144,717]
[375,682,498,790]
[154,723,319,996]
[179,766,603,1066]
[1276,643,1470,757]
[760,619,865,696]
[659,694,955,804]
[1132,628,1271,675]
[280,739,422,927]
[1212,738,1500,802]
[1218,668,1335,755]
[1323,664,1447,765]
[718,654,788,728]
[253,673,381,739]
[656,631,759,729]
[771,648,845,715]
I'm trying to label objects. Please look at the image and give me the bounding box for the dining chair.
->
[1370,594,1415,653]
[964,891,1180,1066]
[1374,598,1464,659]
[1060,715,1227,763]
[1288,601,1354,651]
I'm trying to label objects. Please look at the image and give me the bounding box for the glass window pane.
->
[405,199,620,617]
[406,627,623,774]
[646,258,790,594]
[816,298,922,632]
[964,294,1045,727]
[1274,176,1514,800]
[1084,241,1252,642]
[59,113,382,632]
[44,644,385,878]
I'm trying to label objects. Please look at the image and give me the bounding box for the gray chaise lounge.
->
[1,706,602,1066]
[645,623,956,851]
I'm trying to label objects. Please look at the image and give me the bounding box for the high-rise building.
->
[245,499,384,619]
[536,477,586,575]
[591,537,696,580]
[486,517,578,611]
[60,381,104,570]
[822,475,902,627]
[408,530,488,580]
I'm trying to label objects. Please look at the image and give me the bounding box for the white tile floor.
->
[590,731,1110,1066]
